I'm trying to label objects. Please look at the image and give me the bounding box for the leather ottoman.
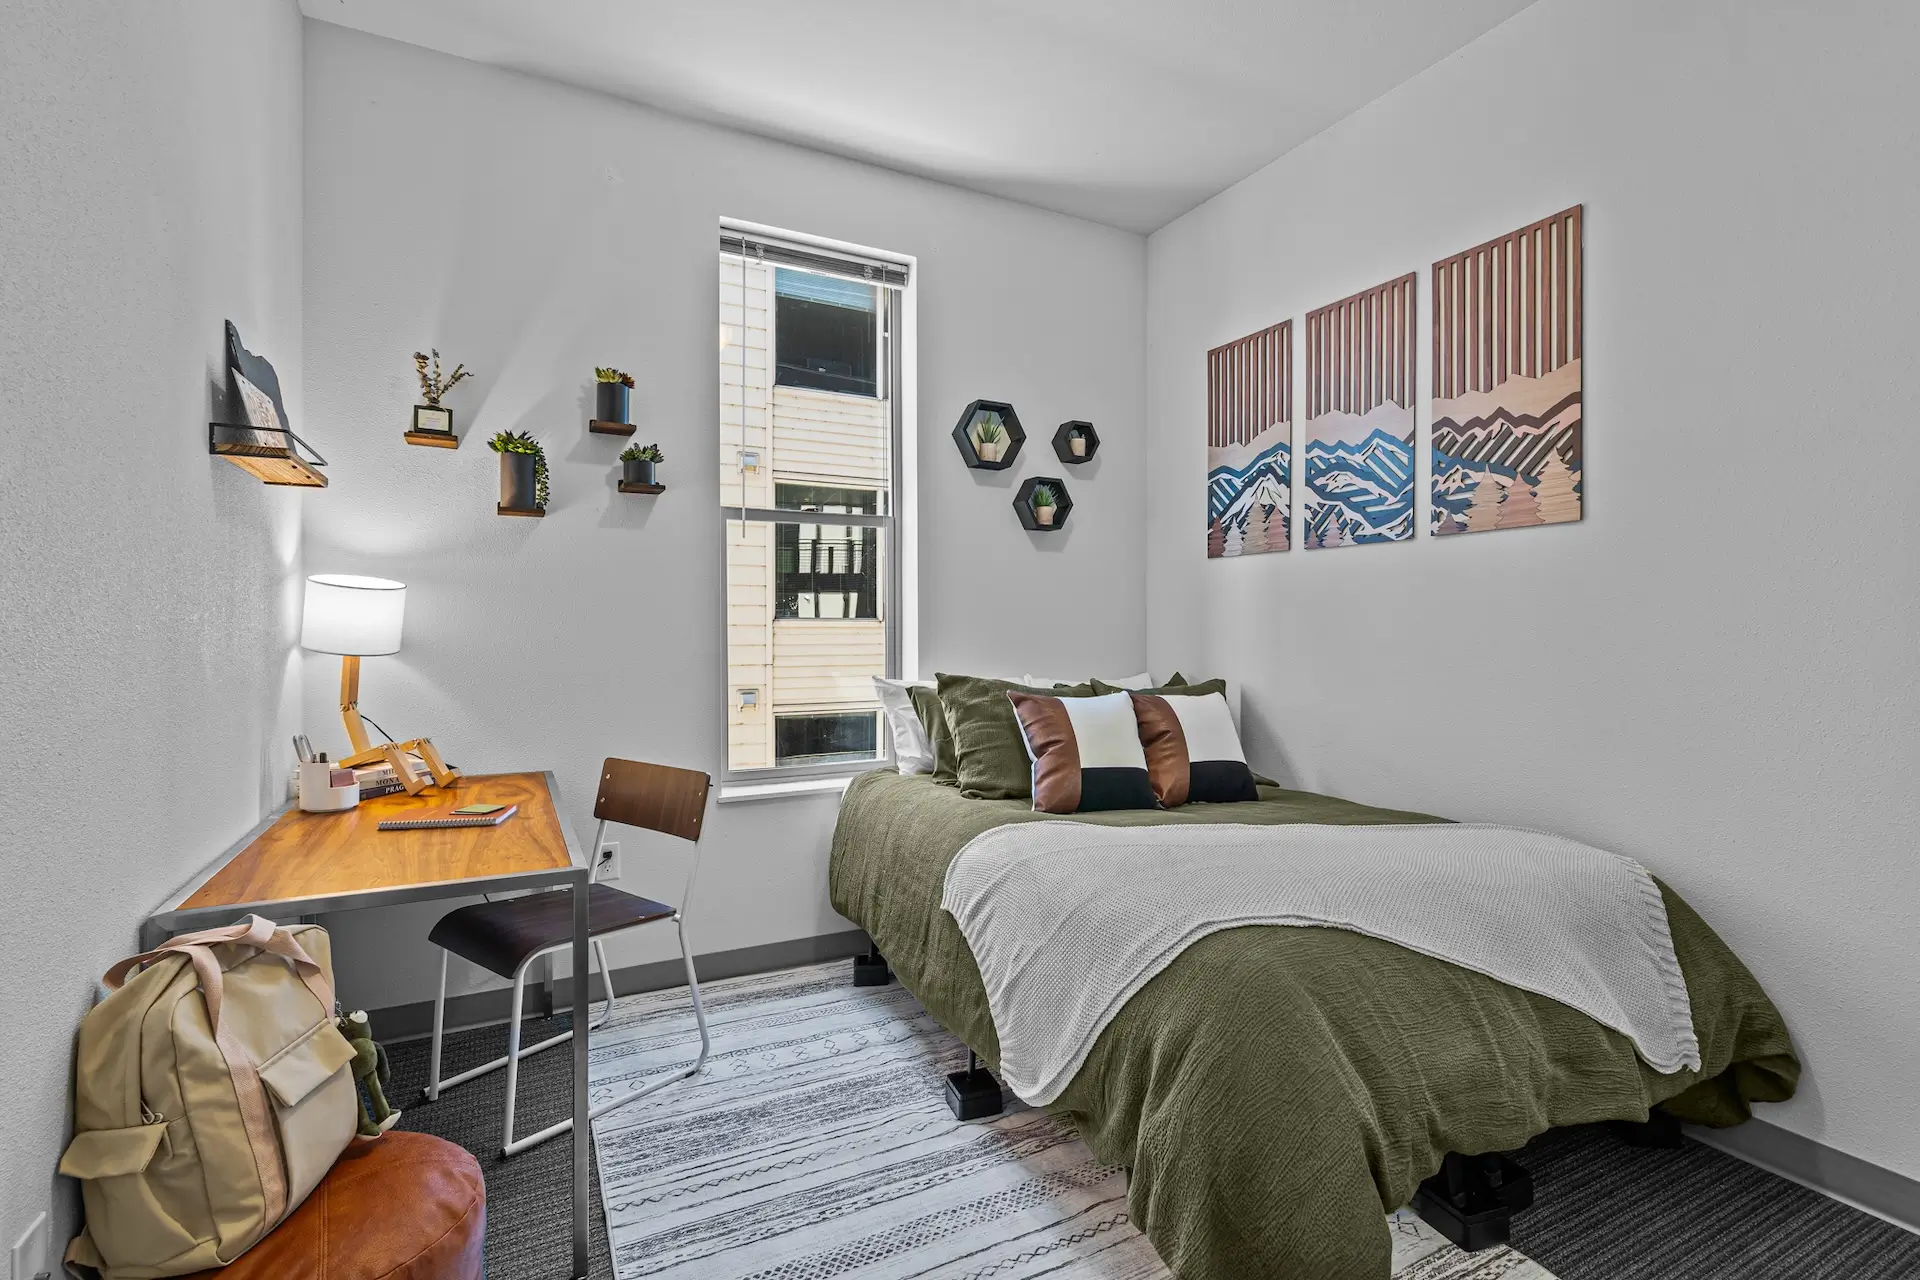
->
[187,1132,484,1280]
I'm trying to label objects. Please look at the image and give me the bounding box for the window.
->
[774,269,879,398]
[720,228,907,777]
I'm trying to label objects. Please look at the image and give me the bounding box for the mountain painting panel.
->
[1206,320,1292,558]
[1431,206,1584,536]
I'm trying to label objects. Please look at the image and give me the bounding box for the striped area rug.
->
[588,962,1556,1279]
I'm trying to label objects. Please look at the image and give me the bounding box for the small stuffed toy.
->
[337,1009,401,1138]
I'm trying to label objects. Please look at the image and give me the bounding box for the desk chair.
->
[420,758,712,1155]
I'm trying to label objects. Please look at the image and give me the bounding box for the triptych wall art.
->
[1204,204,1583,557]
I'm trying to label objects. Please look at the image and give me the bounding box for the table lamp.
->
[300,574,459,794]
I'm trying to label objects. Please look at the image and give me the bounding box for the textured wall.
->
[0,0,306,1250]
[300,23,1148,1009]
[1145,0,1920,1177]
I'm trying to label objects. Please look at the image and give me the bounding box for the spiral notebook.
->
[378,803,518,831]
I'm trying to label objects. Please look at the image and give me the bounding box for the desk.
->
[143,770,593,1280]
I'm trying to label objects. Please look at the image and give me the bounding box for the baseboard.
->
[371,928,871,1042]
[1687,1119,1920,1235]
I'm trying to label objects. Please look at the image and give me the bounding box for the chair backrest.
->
[594,758,710,843]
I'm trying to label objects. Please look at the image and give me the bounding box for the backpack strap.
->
[100,917,337,1231]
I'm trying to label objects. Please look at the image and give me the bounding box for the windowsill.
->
[716,774,859,805]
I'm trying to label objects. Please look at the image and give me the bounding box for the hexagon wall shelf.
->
[1052,420,1099,464]
[952,399,1025,470]
[1014,475,1073,531]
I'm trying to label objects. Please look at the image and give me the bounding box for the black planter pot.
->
[501,451,539,509]
[596,382,630,424]
[622,458,656,486]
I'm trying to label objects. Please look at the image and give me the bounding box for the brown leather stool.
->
[186,1132,484,1280]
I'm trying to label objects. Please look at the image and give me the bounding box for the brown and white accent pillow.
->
[1006,690,1160,813]
[1130,690,1260,807]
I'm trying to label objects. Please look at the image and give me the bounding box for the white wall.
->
[1146,0,1920,1177]
[0,0,306,1251]
[300,23,1147,1008]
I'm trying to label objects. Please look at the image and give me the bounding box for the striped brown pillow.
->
[1007,691,1160,814]
[1130,690,1259,807]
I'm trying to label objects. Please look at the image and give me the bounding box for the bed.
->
[828,769,1799,1279]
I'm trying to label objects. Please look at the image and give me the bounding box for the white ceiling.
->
[298,0,1534,233]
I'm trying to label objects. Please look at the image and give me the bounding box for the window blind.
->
[719,227,909,290]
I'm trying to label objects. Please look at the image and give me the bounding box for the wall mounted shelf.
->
[403,429,460,449]
[589,420,637,437]
[618,481,666,495]
[496,504,546,518]
[1013,475,1073,531]
[209,423,328,488]
[1052,420,1100,464]
[952,399,1025,470]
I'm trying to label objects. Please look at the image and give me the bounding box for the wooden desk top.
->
[180,771,576,910]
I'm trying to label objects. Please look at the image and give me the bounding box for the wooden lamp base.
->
[337,655,462,794]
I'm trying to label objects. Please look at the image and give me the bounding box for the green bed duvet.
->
[827,771,1798,1279]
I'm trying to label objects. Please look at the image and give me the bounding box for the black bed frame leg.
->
[852,943,891,987]
[1608,1109,1684,1149]
[945,1049,1004,1121]
[1411,1152,1534,1252]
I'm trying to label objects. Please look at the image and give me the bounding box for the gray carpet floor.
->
[384,999,1920,1280]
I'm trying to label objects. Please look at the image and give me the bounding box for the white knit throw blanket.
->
[941,822,1699,1105]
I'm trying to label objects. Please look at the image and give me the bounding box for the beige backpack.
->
[60,917,360,1279]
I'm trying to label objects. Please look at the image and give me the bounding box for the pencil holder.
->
[299,760,361,813]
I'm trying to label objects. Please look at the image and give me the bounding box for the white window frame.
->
[718,223,914,786]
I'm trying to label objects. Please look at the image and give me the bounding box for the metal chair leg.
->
[425,949,449,1102]
[424,941,621,1102]
[503,916,711,1153]
[501,968,528,1156]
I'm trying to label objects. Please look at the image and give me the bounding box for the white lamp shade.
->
[301,574,406,655]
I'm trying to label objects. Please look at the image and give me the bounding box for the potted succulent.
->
[620,442,663,487]
[489,429,549,511]
[974,415,1006,463]
[1068,425,1088,458]
[1032,483,1058,527]
[595,367,635,425]
[410,349,472,440]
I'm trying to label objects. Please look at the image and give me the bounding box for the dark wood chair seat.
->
[428,884,676,980]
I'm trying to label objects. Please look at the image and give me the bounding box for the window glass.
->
[722,249,897,775]
[774,268,878,398]
[775,711,880,767]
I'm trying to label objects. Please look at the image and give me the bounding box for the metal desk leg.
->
[571,871,591,1277]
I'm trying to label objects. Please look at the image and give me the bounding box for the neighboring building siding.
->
[721,257,890,769]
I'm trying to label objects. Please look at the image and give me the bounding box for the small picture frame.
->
[406,404,458,448]
[413,405,453,435]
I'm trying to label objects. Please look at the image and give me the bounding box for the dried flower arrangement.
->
[413,350,472,406]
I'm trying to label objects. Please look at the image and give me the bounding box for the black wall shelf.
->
[953,399,1025,470]
[1052,420,1099,464]
[1014,475,1073,531]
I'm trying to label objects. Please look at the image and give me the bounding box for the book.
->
[377,803,517,832]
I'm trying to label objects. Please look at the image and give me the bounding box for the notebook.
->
[378,803,518,831]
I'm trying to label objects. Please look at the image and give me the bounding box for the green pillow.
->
[907,685,959,786]
[936,673,1095,799]
[1098,677,1279,788]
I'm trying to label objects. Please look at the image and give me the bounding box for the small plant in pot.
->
[974,415,1006,463]
[595,367,635,425]
[489,429,549,511]
[620,442,664,487]
[1068,426,1088,457]
[1032,483,1058,527]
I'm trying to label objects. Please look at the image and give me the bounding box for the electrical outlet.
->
[597,840,621,882]
[11,1210,47,1280]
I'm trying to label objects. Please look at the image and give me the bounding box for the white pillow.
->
[872,677,934,775]
[1021,671,1155,690]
